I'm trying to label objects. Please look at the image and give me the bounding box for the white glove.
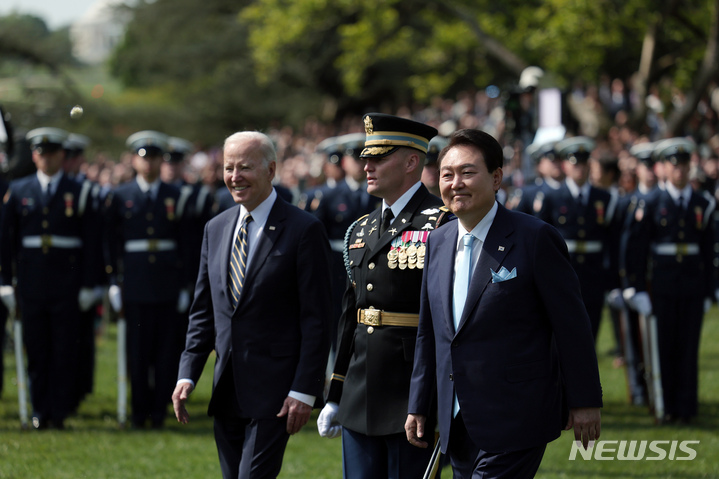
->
[78,287,96,312]
[317,402,341,438]
[108,284,123,313]
[606,288,624,310]
[623,288,652,316]
[0,285,16,315]
[177,289,191,314]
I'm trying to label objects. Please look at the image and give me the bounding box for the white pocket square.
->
[491,266,517,283]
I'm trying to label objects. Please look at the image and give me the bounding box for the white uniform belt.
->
[124,239,177,252]
[565,240,603,254]
[653,243,699,255]
[22,235,82,249]
[329,239,344,252]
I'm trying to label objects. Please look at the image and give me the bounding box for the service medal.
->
[64,192,74,217]
[165,197,176,220]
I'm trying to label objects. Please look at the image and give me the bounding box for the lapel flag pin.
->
[498,246,505,251]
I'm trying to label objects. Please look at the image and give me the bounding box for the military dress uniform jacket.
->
[538,183,619,308]
[327,184,454,436]
[104,180,192,303]
[1,173,97,299]
[625,188,716,297]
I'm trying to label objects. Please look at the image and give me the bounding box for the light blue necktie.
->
[453,234,474,331]
[452,233,474,417]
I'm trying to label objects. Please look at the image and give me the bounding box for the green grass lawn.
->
[0,307,717,478]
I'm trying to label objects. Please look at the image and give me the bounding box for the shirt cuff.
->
[289,390,315,407]
[177,378,195,388]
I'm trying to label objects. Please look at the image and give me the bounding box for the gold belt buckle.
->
[676,243,688,255]
[575,241,586,254]
[41,235,52,248]
[148,239,158,252]
[364,309,381,326]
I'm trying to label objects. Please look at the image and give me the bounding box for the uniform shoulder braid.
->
[343,214,370,279]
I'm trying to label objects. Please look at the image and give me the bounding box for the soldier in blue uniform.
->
[421,136,449,197]
[538,136,619,340]
[506,141,563,216]
[104,131,193,428]
[309,133,380,336]
[317,113,454,479]
[0,127,98,429]
[163,136,215,287]
[63,133,105,412]
[611,141,657,406]
[622,138,716,423]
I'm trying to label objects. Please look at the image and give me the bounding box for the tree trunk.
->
[665,0,719,137]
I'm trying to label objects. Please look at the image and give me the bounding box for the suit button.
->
[449,374,453,381]
[367,283,373,291]
[367,326,374,334]
[369,262,375,270]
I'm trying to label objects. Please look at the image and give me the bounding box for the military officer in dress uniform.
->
[62,133,105,412]
[163,136,215,286]
[506,141,563,216]
[421,136,449,197]
[622,138,716,423]
[310,133,380,344]
[317,113,454,479]
[104,131,193,428]
[538,136,619,340]
[0,127,98,429]
[611,141,657,406]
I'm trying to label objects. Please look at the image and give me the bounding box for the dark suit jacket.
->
[178,194,332,419]
[409,203,602,453]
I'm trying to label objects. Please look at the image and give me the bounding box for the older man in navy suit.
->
[406,129,602,478]
[172,131,332,479]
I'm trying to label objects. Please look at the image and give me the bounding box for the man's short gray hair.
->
[224,131,277,167]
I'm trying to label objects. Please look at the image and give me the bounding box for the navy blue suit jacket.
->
[409,204,602,453]
[178,194,332,419]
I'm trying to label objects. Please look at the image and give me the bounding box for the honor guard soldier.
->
[538,136,619,340]
[622,138,716,423]
[63,133,105,412]
[0,127,98,429]
[506,141,563,216]
[104,131,193,429]
[163,136,215,286]
[421,135,449,197]
[317,113,454,479]
[310,133,380,338]
[611,141,657,406]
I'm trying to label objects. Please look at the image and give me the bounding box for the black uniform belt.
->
[357,309,419,327]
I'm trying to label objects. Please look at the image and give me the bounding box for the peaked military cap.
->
[126,130,169,157]
[360,113,437,158]
[337,132,366,161]
[167,136,193,163]
[556,136,595,164]
[26,127,69,154]
[64,133,90,156]
[526,141,558,164]
[425,136,449,166]
[653,137,694,165]
[316,136,344,165]
[629,141,655,166]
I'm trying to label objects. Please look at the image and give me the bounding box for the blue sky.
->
[0,0,98,29]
